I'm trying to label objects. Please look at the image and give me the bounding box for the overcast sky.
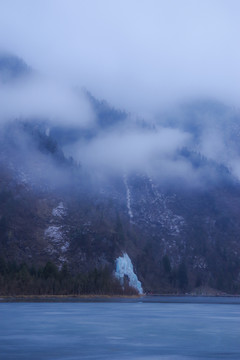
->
[1,0,240,116]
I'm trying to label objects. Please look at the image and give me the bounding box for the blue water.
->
[1,297,240,359]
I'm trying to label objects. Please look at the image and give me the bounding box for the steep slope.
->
[1,116,240,294]
[1,55,240,295]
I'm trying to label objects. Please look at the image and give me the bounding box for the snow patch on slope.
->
[115,253,143,294]
[44,226,69,253]
[52,202,66,217]
[123,174,133,220]
[148,176,185,236]
[45,225,64,242]
[45,203,69,265]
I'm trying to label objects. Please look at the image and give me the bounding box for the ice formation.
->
[115,253,143,294]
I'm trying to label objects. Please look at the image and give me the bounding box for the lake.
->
[1,297,240,359]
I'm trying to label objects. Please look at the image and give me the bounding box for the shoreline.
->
[1,293,240,303]
[0,294,142,302]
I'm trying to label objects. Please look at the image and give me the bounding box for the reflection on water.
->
[0,297,240,359]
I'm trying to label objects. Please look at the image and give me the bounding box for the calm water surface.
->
[1,297,240,359]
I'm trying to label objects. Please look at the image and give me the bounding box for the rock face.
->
[1,55,240,294]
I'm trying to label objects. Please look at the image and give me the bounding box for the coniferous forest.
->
[0,259,138,296]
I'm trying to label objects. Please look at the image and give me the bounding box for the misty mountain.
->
[0,53,31,82]
[1,55,240,295]
[49,91,129,147]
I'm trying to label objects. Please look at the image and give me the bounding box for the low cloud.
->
[1,1,240,117]
[63,122,200,186]
[1,1,240,187]
[72,127,190,170]
[0,74,95,128]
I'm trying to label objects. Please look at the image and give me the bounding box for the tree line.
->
[0,259,138,296]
